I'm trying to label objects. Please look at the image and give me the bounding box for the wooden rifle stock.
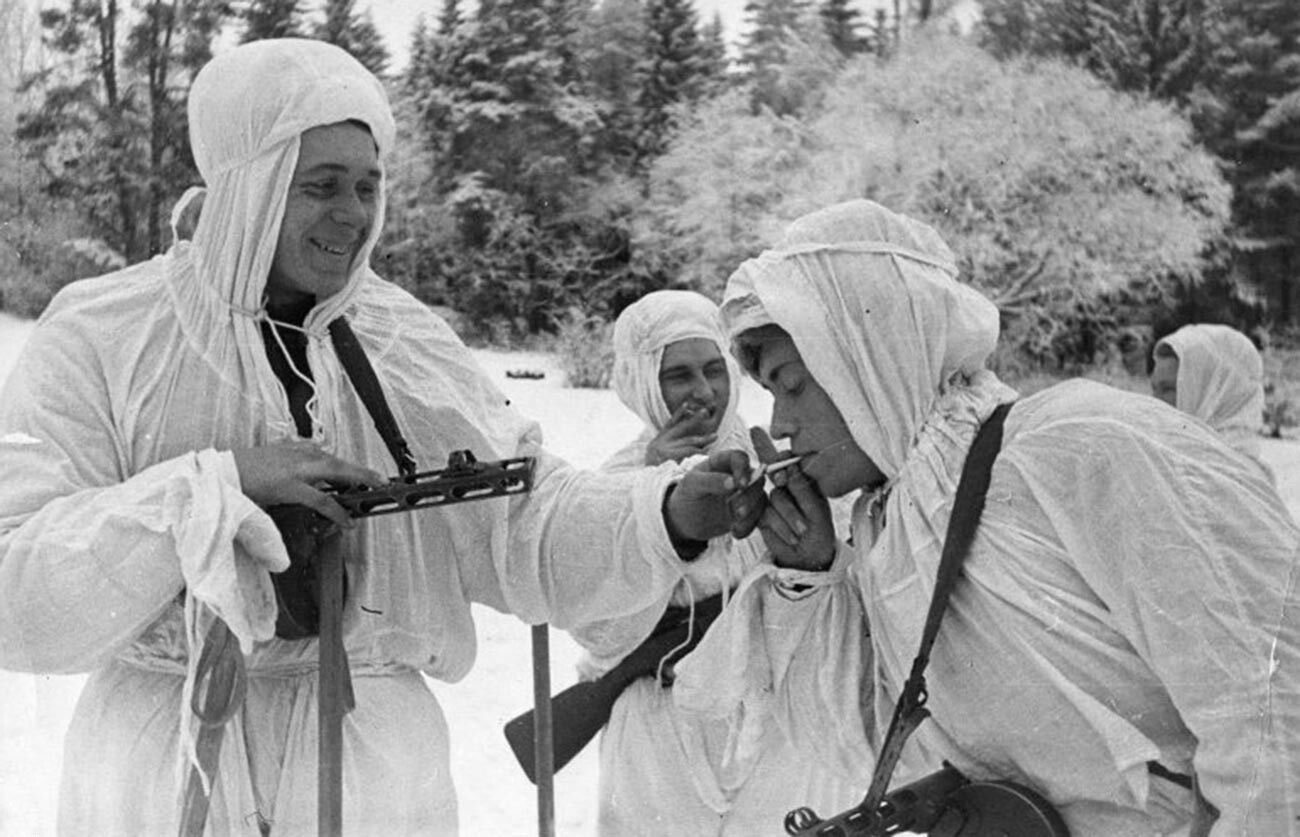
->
[503,594,725,784]
[504,673,628,784]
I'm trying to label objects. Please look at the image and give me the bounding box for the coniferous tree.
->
[634,0,715,163]
[980,0,1208,101]
[863,7,894,56]
[738,0,837,115]
[241,0,302,41]
[18,0,227,261]
[314,0,389,76]
[697,12,730,81]
[404,17,433,88]
[578,0,649,169]
[739,0,804,79]
[436,0,463,35]
[425,0,597,212]
[820,0,867,56]
[1199,0,1300,320]
[405,0,634,332]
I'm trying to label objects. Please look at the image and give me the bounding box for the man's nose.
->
[330,191,368,227]
[690,375,714,402]
[769,402,795,440]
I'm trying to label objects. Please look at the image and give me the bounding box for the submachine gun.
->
[783,763,1069,837]
[179,315,537,837]
[269,452,536,639]
[182,451,536,837]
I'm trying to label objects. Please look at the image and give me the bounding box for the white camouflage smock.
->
[0,40,688,836]
[1155,323,1268,467]
[707,199,1300,836]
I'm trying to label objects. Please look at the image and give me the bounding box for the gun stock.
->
[504,676,626,784]
[503,593,726,784]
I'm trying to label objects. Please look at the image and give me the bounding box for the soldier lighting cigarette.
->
[742,454,804,489]
[726,454,804,538]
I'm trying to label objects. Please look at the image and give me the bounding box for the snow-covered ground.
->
[1,309,1298,836]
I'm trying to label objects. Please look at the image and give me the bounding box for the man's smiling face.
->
[266,121,380,309]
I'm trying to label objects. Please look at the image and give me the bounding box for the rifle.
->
[783,763,1069,836]
[503,593,725,783]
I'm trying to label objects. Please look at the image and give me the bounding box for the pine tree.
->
[820,0,866,56]
[577,0,649,168]
[314,0,390,76]
[18,0,227,260]
[697,12,730,81]
[1199,0,1300,320]
[739,0,804,77]
[403,0,626,332]
[634,0,715,163]
[241,0,302,42]
[436,0,462,35]
[425,0,596,204]
[738,0,836,115]
[979,0,1208,102]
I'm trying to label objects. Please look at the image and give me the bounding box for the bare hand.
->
[726,426,784,538]
[645,403,717,466]
[759,466,835,571]
[231,441,386,528]
[665,450,751,543]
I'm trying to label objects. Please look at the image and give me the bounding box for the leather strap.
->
[328,317,417,478]
[860,402,1014,816]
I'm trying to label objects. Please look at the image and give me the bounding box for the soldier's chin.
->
[804,463,849,499]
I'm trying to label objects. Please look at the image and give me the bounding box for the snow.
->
[1,310,1298,836]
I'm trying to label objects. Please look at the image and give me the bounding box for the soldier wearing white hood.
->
[0,40,741,835]
[696,199,1299,834]
[566,290,862,835]
[1151,323,1269,473]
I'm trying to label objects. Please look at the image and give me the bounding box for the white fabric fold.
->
[176,449,289,653]
[722,242,999,479]
[719,198,1300,834]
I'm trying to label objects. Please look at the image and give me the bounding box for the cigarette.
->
[746,455,803,487]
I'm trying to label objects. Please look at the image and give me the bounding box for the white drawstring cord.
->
[223,298,332,446]
[256,309,328,444]
[656,575,700,685]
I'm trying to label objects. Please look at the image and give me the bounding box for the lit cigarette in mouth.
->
[745,455,803,487]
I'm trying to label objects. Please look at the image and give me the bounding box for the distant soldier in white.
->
[706,198,1299,835]
[561,290,863,835]
[0,39,741,836]
[1151,323,1270,474]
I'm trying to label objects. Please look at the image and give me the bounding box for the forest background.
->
[1,0,1299,419]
